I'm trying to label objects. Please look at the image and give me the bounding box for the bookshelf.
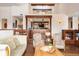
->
[26,15,52,30]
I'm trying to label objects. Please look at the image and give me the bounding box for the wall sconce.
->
[58,20,63,24]
[56,19,63,25]
[55,15,64,25]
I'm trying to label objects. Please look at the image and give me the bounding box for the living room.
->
[0,3,79,56]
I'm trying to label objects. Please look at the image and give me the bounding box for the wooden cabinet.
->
[62,30,79,54]
[74,30,79,47]
[62,30,79,47]
[75,40,79,47]
[62,30,75,45]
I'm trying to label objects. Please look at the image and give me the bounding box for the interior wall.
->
[0,30,13,39]
[0,4,29,29]
[11,4,29,29]
[0,6,12,29]
[54,4,65,14]
[0,4,68,37]
[52,14,68,48]
[52,14,68,35]
[73,16,78,29]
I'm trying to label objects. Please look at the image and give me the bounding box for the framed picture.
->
[2,18,7,29]
[13,16,23,29]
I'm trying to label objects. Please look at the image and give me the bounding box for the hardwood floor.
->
[23,37,35,56]
[23,40,79,56]
[64,45,79,56]
[59,46,79,56]
[23,42,79,56]
[23,39,35,56]
[23,30,35,56]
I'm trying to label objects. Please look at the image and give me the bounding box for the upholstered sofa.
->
[0,30,27,56]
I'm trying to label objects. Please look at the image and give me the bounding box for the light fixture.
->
[56,15,64,25]
[58,19,63,25]
[45,32,50,37]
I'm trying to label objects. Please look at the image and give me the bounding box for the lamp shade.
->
[45,32,50,36]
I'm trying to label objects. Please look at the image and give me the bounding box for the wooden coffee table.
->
[34,46,64,56]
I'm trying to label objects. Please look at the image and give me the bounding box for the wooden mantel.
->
[25,15,52,18]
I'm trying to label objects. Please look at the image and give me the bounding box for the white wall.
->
[0,4,29,29]
[0,6,12,29]
[52,14,68,35]
[0,30,13,39]
[63,4,79,16]
[11,4,29,29]
[73,16,78,29]
[54,4,65,14]
[51,14,68,48]
[54,3,79,16]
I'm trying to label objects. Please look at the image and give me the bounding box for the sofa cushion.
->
[11,45,26,56]
[13,37,21,47]
[0,40,5,44]
[7,37,16,50]
[0,37,16,51]
[0,35,27,56]
[14,35,27,45]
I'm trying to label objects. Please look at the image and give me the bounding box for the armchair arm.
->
[0,44,10,56]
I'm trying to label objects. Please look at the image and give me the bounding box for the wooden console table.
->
[34,46,64,56]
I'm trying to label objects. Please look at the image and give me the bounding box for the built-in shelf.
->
[31,21,49,29]
[26,15,51,30]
